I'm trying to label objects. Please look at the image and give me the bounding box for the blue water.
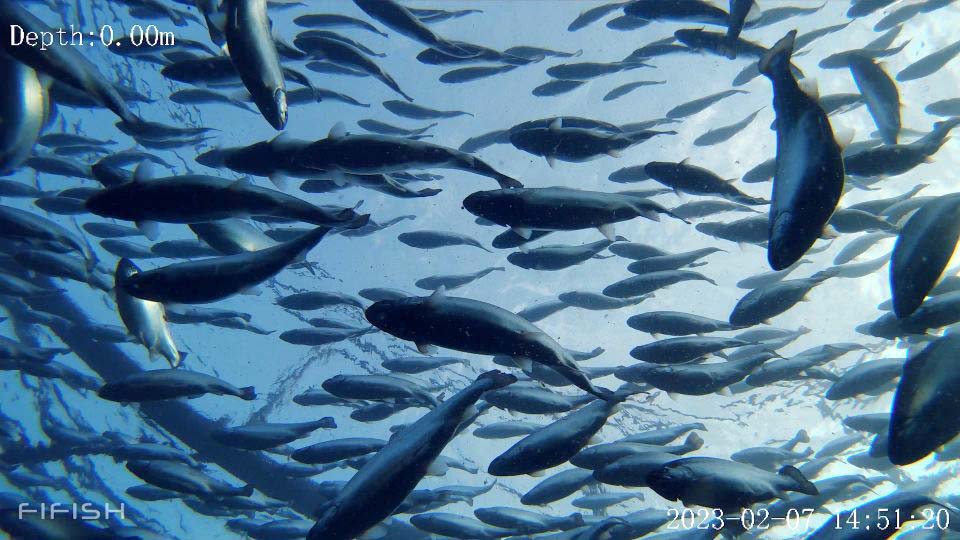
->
[1,1,959,539]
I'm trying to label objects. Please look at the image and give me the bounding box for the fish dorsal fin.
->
[797,77,820,101]
[328,122,347,139]
[230,177,254,190]
[133,160,154,183]
[427,286,447,306]
[549,118,562,131]
[679,157,690,165]
[833,125,855,150]
[270,132,291,145]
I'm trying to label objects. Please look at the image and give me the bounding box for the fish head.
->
[364,297,425,340]
[767,210,814,271]
[463,189,511,221]
[264,87,288,131]
[115,257,140,281]
[84,186,133,218]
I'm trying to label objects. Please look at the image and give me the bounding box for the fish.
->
[558,291,651,311]
[279,326,375,346]
[729,273,835,326]
[293,438,387,464]
[383,356,468,374]
[463,187,682,242]
[367,288,619,401]
[440,64,519,83]
[516,300,570,322]
[648,457,817,511]
[848,54,900,145]
[693,107,764,146]
[13,249,111,291]
[604,270,716,299]
[666,89,748,119]
[398,230,491,252]
[825,358,903,400]
[276,291,364,310]
[676,28,767,59]
[532,79,586,97]
[629,336,756,365]
[890,194,960,318]
[572,432,705,470]
[627,312,738,336]
[568,2,629,31]
[415,267,504,291]
[889,334,960,464]
[295,123,521,189]
[0,53,48,176]
[211,418,336,450]
[645,161,766,205]
[353,0,479,59]
[224,0,286,130]
[603,81,665,101]
[383,100,473,120]
[322,374,438,408]
[409,513,515,539]
[0,0,139,125]
[474,506,582,534]
[508,239,620,271]
[511,119,671,165]
[118,226,331,304]
[745,3,825,29]
[307,370,517,540]
[724,0,756,58]
[98,369,256,402]
[126,460,252,498]
[844,119,960,178]
[759,30,845,270]
[357,119,436,137]
[624,0,729,25]
[292,13,387,37]
[488,399,625,476]
[897,38,960,82]
[295,37,413,101]
[114,259,181,368]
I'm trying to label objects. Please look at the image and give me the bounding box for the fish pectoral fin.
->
[667,392,680,400]
[512,356,534,372]
[136,220,161,241]
[240,285,262,296]
[546,155,557,169]
[511,226,533,239]
[549,118,562,130]
[597,223,617,241]
[416,342,437,355]
[528,469,545,478]
[606,149,622,158]
[820,224,839,239]
[359,524,389,540]
[268,174,289,191]
[588,435,603,445]
[716,387,732,396]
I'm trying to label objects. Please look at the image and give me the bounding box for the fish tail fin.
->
[779,465,817,495]
[758,30,797,77]
[238,484,254,497]
[239,386,257,401]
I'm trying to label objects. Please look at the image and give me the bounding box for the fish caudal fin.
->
[759,30,797,77]
[779,465,817,495]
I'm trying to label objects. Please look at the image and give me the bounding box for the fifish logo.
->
[18,502,126,521]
